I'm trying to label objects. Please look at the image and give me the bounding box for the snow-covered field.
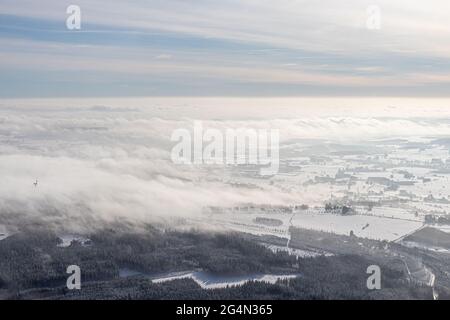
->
[209,210,423,242]
[291,213,422,241]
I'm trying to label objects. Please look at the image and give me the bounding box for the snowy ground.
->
[0,225,11,241]
[57,235,92,247]
[361,206,421,221]
[434,225,450,233]
[262,243,333,259]
[400,240,450,254]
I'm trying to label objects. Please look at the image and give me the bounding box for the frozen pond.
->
[120,269,299,289]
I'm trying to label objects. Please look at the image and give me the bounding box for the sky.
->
[1,0,450,97]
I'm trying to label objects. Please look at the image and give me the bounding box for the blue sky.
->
[1,0,450,97]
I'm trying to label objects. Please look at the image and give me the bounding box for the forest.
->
[0,225,435,300]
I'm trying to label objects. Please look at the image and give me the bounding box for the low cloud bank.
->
[1,102,449,231]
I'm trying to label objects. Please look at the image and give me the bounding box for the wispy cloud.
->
[1,0,450,96]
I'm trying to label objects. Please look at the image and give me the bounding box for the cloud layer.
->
[1,98,450,231]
